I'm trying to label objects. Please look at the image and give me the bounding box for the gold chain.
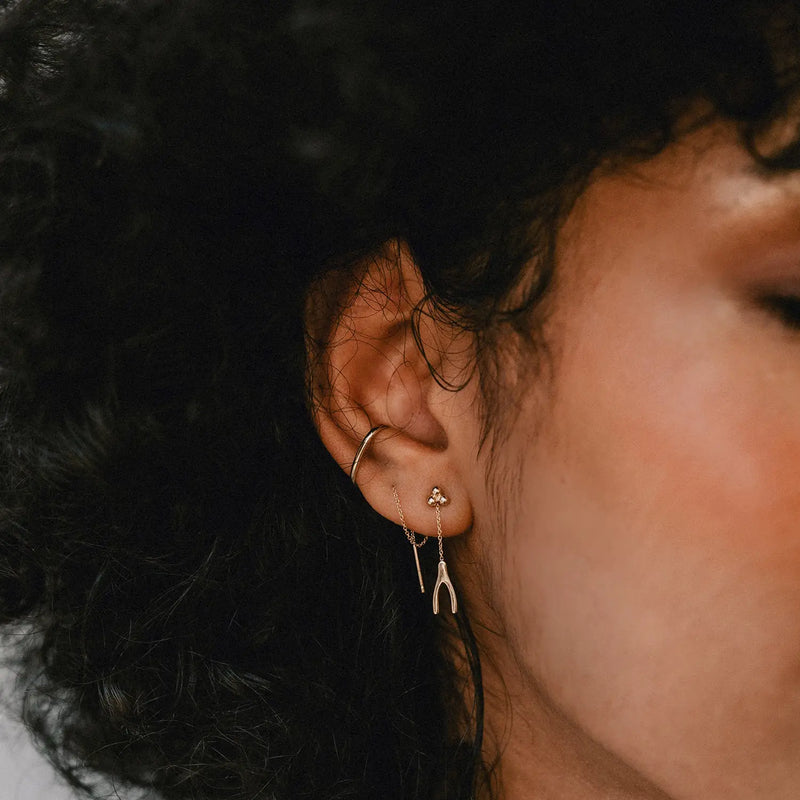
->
[434,504,444,561]
[392,486,427,549]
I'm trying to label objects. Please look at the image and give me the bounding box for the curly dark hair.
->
[0,1,798,798]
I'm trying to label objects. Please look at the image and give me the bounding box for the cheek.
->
[496,285,800,789]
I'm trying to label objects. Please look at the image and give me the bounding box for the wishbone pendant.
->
[432,560,458,614]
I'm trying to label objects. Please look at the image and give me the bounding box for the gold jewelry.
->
[392,486,426,593]
[428,486,457,614]
[349,425,387,485]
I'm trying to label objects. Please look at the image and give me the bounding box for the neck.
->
[453,604,674,800]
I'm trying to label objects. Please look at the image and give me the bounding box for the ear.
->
[306,240,474,538]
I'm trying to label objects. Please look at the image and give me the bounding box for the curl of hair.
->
[0,1,797,799]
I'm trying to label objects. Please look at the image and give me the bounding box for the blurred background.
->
[0,665,74,800]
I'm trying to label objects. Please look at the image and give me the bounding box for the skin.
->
[462,121,800,799]
[313,120,800,798]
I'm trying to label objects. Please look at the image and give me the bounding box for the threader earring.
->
[349,426,427,593]
[428,486,458,615]
[392,486,427,594]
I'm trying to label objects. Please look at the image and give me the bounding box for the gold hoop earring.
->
[428,487,457,614]
[392,486,427,594]
[350,425,387,485]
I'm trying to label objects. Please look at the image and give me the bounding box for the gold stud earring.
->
[428,486,457,614]
[392,486,426,594]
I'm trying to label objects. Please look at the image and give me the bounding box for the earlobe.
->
[305,239,474,540]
